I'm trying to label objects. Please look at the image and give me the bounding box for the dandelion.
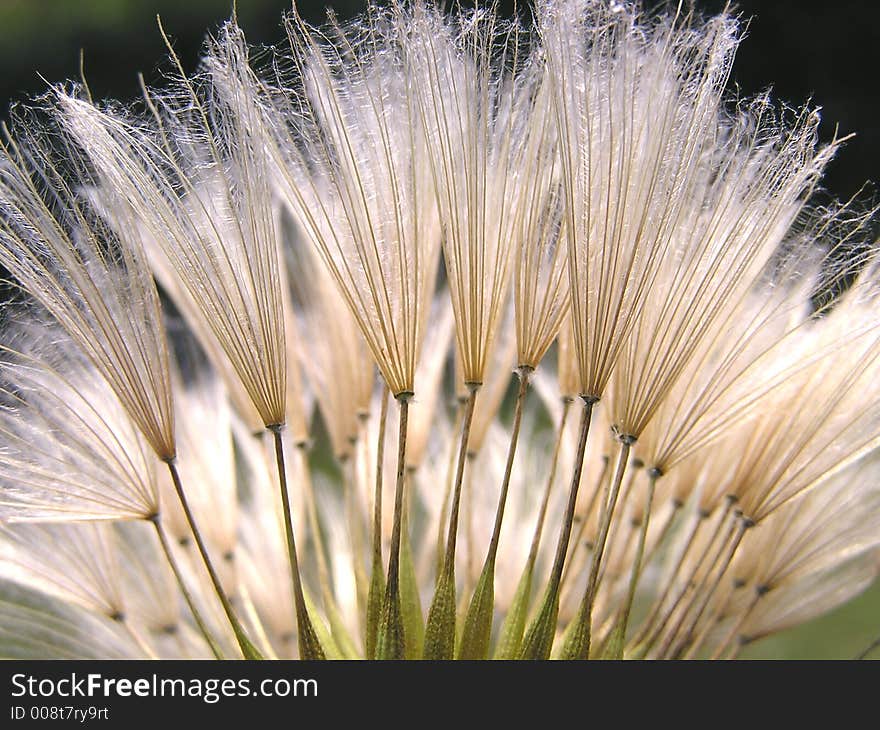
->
[0,0,878,662]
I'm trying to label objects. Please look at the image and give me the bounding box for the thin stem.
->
[728,638,747,660]
[595,524,636,607]
[442,385,479,575]
[342,445,368,636]
[546,399,596,593]
[235,584,277,659]
[651,503,737,658]
[485,367,531,562]
[399,467,425,658]
[710,587,763,660]
[559,454,609,597]
[366,385,389,659]
[376,393,411,659]
[616,470,658,650]
[685,580,738,660]
[636,502,728,655]
[423,386,479,659]
[492,398,572,660]
[435,399,465,579]
[667,515,741,659]
[560,438,632,659]
[372,387,390,580]
[296,443,338,615]
[638,498,683,575]
[856,633,880,660]
[519,397,595,660]
[269,426,324,660]
[588,457,641,597]
[667,516,751,659]
[459,368,531,659]
[463,452,477,601]
[152,517,224,659]
[527,398,572,566]
[299,442,358,659]
[614,497,684,653]
[164,460,263,659]
[628,504,698,651]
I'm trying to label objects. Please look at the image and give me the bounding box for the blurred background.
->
[1,0,877,200]
[0,0,877,658]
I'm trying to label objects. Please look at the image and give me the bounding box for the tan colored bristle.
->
[0,113,175,461]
